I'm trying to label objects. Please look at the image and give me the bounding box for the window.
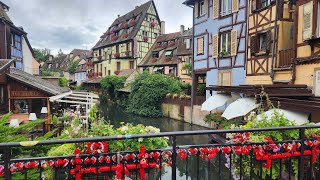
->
[198,0,205,16]
[250,30,271,55]
[165,51,173,57]
[259,33,267,52]
[116,45,119,53]
[260,0,270,8]
[221,0,232,16]
[108,70,111,76]
[197,37,204,55]
[220,31,231,56]
[253,0,270,11]
[104,67,106,76]
[154,33,158,38]
[13,100,28,114]
[303,1,312,40]
[117,62,121,71]
[184,39,191,49]
[152,51,159,58]
[130,61,134,69]
[142,31,148,36]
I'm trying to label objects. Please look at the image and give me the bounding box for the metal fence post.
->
[299,128,305,180]
[4,146,11,180]
[172,136,177,180]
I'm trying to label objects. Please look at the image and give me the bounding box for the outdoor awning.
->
[257,109,309,125]
[222,98,259,120]
[201,94,232,111]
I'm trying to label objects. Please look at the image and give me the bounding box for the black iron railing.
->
[1,125,320,179]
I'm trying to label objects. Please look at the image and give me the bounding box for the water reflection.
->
[99,102,229,180]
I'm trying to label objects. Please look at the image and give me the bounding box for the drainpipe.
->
[270,0,279,80]
[188,3,195,125]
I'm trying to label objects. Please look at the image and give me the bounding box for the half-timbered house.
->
[91,0,162,79]
[246,0,294,84]
[183,0,247,98]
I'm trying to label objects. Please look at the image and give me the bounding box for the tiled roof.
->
[92,1,155,49]
[138,31,192,67]
[7,68,70,95]
[83,77,102,84]
[70,49,92,59]
[117,69,135,77]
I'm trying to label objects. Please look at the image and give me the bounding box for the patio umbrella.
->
[256,109,309,125]
[201,94,232,112]
[222,98,259,120]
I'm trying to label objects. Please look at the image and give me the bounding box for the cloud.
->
[2,0,192,55]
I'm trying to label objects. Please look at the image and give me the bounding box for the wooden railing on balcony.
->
[278,49,294,68]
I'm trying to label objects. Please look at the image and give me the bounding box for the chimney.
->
[135,6,139,9]
[117,14,120,18]
[161,21,165,35]
[180,25,185,34]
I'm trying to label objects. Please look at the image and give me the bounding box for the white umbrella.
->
[257,109,309,125]
[201,94,232,111]
[222,98,259,120]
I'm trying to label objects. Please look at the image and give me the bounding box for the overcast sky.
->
[3,0,192,55]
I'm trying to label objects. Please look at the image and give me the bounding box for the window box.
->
[143,36,149,42]
[125,51,131,57]
[112,36,119,41]
[123,23,128,29]
[123,33,129,39]
[130,20,137,27]
[114,71,120,75]
[114,53,120,58]
[150,21,156,28]
[219,51,231,57]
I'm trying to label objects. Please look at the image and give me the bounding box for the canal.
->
[99,103,229,180]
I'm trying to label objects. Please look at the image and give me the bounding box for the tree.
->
[57,49,65,58]
[68,61,79,74]
[128,72,183,117]
[33,48,51,62]
[59,77,68,87]
[100,75,127,100]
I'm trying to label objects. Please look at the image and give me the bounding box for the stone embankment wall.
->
[162,96,211,128]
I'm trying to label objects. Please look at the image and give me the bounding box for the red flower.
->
[188,148,198,155]
[74,148,81,155]
[222,147,231,154]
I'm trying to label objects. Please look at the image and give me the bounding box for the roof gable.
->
[92,1,157,50]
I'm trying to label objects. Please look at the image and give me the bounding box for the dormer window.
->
[165,50,173,57]
[152,51,159,58]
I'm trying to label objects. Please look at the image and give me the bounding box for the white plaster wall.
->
[22,37,39,74]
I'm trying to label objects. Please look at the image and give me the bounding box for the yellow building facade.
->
[246,0,294,85]
[92,1,161,77]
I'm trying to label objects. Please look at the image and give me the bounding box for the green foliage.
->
[204,112,242,129]
[52,115,58,125]
[33,48,51,62]
[100,75,127,100]
[197,84,206,96]
[59,77,68,87]
[90,121,168,151]
[181,64,192,77]
[47,144,76,156]
[128,72,183,117]
[88,105,98,122]
[68,61,79,74]
[41,70,54,77]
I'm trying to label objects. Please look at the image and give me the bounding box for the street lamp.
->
[28,113,37,121]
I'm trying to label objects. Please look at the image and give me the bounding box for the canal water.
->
[99,103,229,180]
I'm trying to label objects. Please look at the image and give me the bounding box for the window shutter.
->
[256,0,261,10]
[230,30,237,56]
[204,0,208,15]
[213,0,219,19]
[265,30,272,53]
[302,2,313,40]
[212,34,219,58]
[250,35,257,55]
[195,0,199,17]
[197,37,204,55]
[223,72,231,86]
[232,0,239,13]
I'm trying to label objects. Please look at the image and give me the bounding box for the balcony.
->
[1,125,319,179]
[277,49,294,68]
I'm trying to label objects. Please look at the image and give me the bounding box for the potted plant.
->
[114,53,120,58]
[219,50,230,57]
[150,21,156,28]
[123,33,129,38]
[125,50,130,57]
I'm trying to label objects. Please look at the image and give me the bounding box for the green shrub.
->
[128,72,183,117]
[100,75,127,100]
[197,84,206,96]
[59,77,68,87]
